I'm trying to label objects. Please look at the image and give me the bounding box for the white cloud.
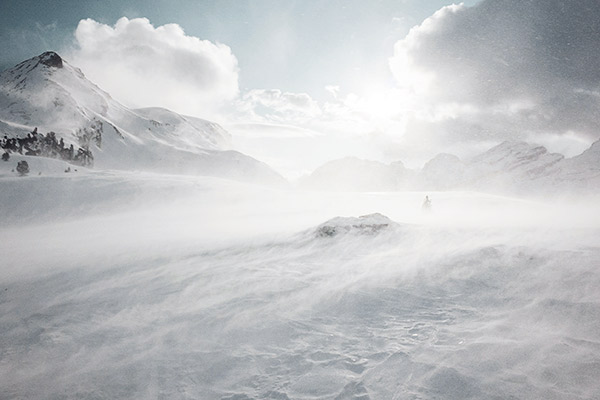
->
[235,89,321,122]
[227,88,409,175]
[229,0,600,167]
[325,85,340,100]
[68,17,239,117]
[388,0,600,151]
[390,4,462,97]
[233,86,406,137]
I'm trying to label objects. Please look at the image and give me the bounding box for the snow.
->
[466,141,565,192]
[301,140,600,196]
[300,157,413,191]
[315,213,398,237]
[0,154,79,177]
[1,169,600,399]
[2,51,600,400]
[553,139,600,191]
[420,153,466,190]
[0,52,283,185]
[133,107,232,151]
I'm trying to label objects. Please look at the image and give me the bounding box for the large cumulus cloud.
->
[389,0,600,153]
[69,17,239,117]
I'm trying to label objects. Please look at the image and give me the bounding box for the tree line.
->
[1,128,93,167]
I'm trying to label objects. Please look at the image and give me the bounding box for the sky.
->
[0,0,478,98]
[1,0,600,176]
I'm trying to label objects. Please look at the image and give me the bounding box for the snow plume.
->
[68,17,239,118]
[389,0,600,156]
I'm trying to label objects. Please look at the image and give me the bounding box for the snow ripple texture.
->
[1,175,599,399]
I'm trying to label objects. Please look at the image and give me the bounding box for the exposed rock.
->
[38,51,63,69]
[316,213,397,237]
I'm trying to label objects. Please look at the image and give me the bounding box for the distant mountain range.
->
[301,140,600,194]
[0,51,286,185]
[2,52,598,194]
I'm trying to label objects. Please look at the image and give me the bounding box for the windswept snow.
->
[1,169,600,399]
[1,49,600,400]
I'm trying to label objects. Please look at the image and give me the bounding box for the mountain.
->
[550,139,600,192]
[302,140,598,194]
[0,52,286,185]
[419,153,466,190]
[299,157,413,191]
[464,141,565,193]
[415,141,567,193]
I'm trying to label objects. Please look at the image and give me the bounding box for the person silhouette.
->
[422,195,432,212]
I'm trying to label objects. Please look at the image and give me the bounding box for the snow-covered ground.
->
[1,167,600,399]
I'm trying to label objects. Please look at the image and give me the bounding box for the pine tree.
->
[16,160,29,176]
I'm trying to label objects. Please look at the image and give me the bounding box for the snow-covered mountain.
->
[0,52,285,185]
[419,153,466,190]
[551,139,600,192]
[464,141,564,192]
[303,140,599,194]
[415,141,569,194]
[299,157,413,191]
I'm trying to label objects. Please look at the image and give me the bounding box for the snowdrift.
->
[2,185,599,399]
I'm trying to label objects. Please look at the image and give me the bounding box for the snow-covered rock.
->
[315,213,398,237]
[0,52,285,185]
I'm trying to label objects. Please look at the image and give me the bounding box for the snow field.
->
[1,172,600,399]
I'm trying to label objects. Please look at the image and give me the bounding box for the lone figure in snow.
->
[422,195,432,212]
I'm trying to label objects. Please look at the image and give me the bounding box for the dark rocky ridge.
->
[38,51,63,69]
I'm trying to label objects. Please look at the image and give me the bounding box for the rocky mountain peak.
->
[38,51,63,69]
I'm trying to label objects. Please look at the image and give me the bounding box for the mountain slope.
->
[299,157,413,191]
[302,140,598,194]
[469,141,564,177]
[419,153,466,190]
[465,141,565,192]
[550,139,600,191]
[0,52,285,185]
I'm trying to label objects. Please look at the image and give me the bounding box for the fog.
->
[1,170,599,399]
